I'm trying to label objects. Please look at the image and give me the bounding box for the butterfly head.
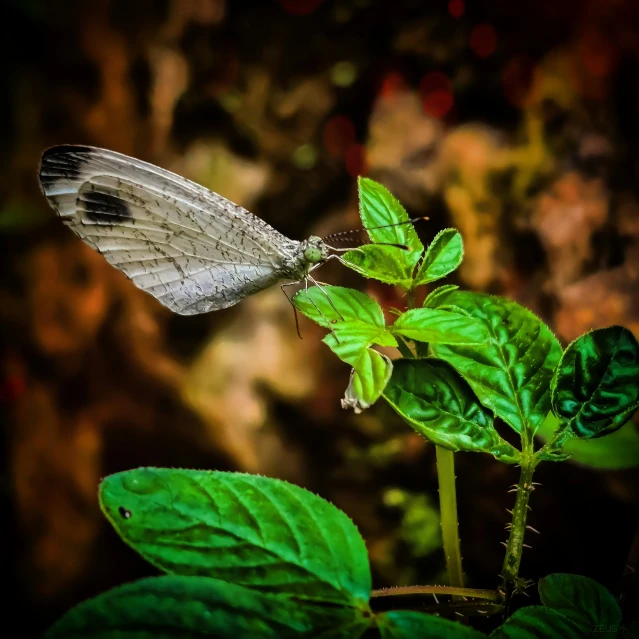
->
[303,236,330,266]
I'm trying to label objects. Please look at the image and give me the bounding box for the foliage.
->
[46,177,639,637]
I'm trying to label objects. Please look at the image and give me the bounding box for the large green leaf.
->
[428,291,562,436]
[377,610,486,638]
[342,177,423,285]
[536,413,639,469]
[539,574,621,638]
[391,308,490,345]
[45,576,368,639]
[414,229,464,286]
[489,606,584,639]
[99,468,372,607]
[383,359,520,461]
[551,326,639,439]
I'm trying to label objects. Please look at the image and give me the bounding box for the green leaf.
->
[99,468,372,607]
[294,285,387,332]
[45,575,369,639]
[551,326,639,439]
[490,606,584,639]
[342,244,420,288]
[536,413,639,469]
[377,610,486,638]
[294,286,396,358]
[356,177,423,252]
[336,344,393,413]
[342,177,423,285]
[383,359,520,462]
[414,229,464,286]
[539,573,621,638]
[428,290,562,436]
[424,284,460,308]
[294,286,396,413]
[391,308,491,345]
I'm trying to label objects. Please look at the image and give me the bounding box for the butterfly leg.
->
[307,274,345,321]
[324,253,348,267]
[327,246,365,255]
[281,280,304,339]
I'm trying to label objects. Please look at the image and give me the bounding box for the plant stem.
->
[437,446,465,589]
[404,286,464,591]
[371,585,500,601]
[501,457,537,586]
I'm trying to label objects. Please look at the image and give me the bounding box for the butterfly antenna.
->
[328,242,408,253]
[322,216,428,241]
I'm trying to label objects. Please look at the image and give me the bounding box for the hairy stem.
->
[371,585,499,601]
[437,446,465,589]
[501,457,537,586]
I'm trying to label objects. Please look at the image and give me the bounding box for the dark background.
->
[1,0,638,636]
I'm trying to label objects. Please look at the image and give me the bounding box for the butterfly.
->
[38,145,349,318]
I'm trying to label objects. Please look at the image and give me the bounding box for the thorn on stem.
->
[523,544,532,549]
[506,508,513,514]
[526,525,540,534]
[500,541,507,547]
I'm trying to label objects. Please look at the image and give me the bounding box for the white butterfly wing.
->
[38,145,300,315]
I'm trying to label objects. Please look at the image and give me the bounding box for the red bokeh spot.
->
[379,72,407,99]
[470,24,497,58]
[345,144,368,178]
[277,0,324,16]
[448,0,464,18]
[323,115,356,159]
[579,28,619,78]
[0,376,25,403]
[420,71,454,119]
[502,55,535,108]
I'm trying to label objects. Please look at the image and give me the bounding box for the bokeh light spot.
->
[323,115,356,159]
[331,61,358,87]
[278,0,324,16]
[420,71,454,119]
[448,0,464,18]
[345,144,368,178]
[579,28,618,78]
[292,144,318,169]
[470,24,497,58]
[380,72,407,99]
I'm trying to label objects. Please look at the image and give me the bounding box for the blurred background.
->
[1,0,638,635]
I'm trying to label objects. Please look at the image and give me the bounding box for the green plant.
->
[45,178,639,638]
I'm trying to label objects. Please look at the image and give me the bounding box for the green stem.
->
[371,585,499,601]
[501,457,537,586]
[437,446,465,589]
[404,285,464,591]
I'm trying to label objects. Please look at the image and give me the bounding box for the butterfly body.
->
[38,145,330,315]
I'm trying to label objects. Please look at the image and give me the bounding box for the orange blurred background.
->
[1,0,638,635]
